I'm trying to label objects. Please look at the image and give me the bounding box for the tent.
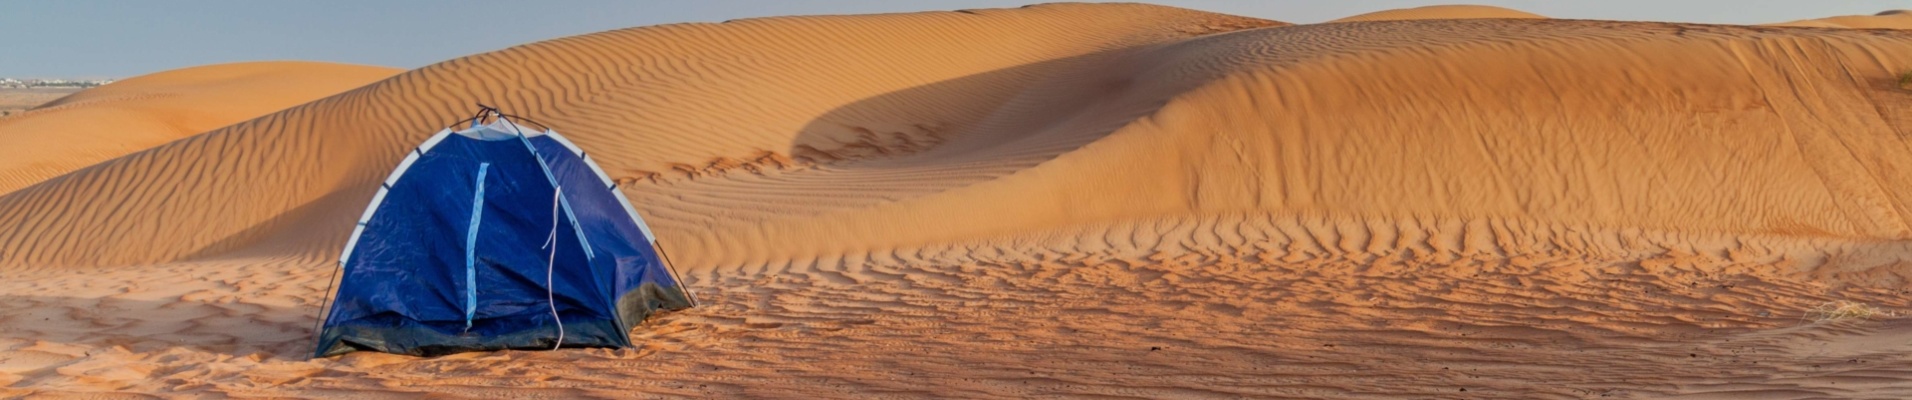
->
[313,107,694,357]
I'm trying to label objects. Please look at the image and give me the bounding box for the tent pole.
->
[309,260,345,358]
[654,240,699,307]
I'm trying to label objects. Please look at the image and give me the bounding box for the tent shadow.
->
[0,293,319,360]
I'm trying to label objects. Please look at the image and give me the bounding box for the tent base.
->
[316,283,692,358]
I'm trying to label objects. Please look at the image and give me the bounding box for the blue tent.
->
[314,109,693,357]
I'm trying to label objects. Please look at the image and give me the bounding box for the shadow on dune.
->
[784,44,1172,173]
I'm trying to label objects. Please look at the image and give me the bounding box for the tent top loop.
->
[444,103,557,132]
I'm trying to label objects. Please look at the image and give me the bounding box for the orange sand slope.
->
[1330,5,1546,22]
[0,61,399,195]
[10,3,1912,398]
[5,4,1912,271]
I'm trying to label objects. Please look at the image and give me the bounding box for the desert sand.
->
[0,89,79,118]
[6,3,1912,398]
[0,61,399,195]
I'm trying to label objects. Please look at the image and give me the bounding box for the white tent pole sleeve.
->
[464,163,490,332]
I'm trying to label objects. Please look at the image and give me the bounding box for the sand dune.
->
[1770,10,1912,29]
[7,3,1912,398]
[0,61,399,195]
[0,88,77,117]
[1330,5,1545,22]
[8,5,1912,270]
[0,3,1280,268]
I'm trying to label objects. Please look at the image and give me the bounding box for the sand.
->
[5,3,1912,398]
[0,88,79,118]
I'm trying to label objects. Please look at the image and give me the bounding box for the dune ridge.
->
[1330,5,1546,22]
[8,3,1912,398]
[1770,10,1912,30]
[0,61,399,195]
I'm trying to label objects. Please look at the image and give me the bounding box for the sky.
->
[5,0,1909,78]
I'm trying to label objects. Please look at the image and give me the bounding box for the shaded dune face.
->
[0,62,399,195]
[3,4,1912,273]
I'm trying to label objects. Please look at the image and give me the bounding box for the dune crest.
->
[0,61,399,195]
[1769,10,1912,29]
[1330,5,1545,22]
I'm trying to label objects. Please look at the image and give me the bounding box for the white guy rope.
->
[542,185,566,350]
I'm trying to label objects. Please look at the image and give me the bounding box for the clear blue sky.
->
[5,1,1907,78]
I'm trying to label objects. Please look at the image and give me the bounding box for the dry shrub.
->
[1803,300,1888,324]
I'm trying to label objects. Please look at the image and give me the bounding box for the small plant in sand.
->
[1802,300,1887,324]
[1899,71,1912,91]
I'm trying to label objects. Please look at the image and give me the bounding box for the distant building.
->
[0,78,115,89]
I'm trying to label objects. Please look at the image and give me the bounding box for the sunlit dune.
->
[1330,4,1546,22]
[1769,9,1912,29]
[0,61,399,194]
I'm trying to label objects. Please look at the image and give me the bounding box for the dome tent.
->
[313,106,694,357]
